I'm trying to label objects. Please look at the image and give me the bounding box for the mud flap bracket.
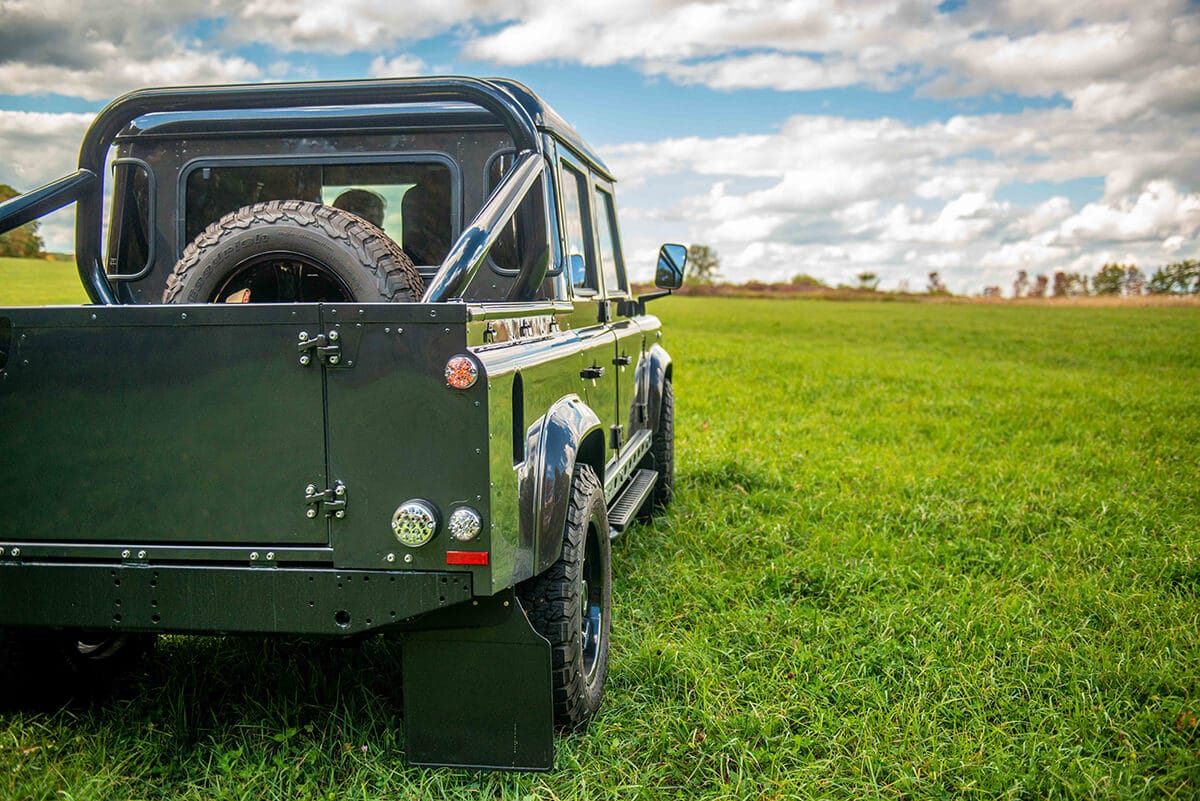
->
[401,589,554,771]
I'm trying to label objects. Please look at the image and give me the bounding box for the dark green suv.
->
[0,77,686,771]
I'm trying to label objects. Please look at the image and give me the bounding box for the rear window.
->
[184,162,453,265]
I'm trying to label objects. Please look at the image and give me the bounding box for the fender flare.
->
[519,394,606,577]
[639,343,673,434]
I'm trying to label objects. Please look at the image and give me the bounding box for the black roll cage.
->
[0,77,549,305]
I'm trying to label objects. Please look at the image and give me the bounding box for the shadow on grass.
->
[17,635,413,789]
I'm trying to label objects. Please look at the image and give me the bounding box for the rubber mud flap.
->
[401,590,554,770]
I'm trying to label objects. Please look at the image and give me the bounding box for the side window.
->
[486,151,549,280]
[593,186,626,296]
[560,162,596,294]
[487,152,521,271]
[106,161,152,276]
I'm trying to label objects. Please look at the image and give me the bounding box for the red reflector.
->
[446,550,489,566]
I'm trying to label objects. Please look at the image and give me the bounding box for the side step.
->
[608,469,657,537]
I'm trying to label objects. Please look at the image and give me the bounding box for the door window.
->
[560,162,597,294]
[593,187,626,296]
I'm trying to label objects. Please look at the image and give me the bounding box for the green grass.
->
[3,295,1199,798]
[0,257,90,305]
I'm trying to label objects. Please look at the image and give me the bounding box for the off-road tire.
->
[0,629,154,706]
[643,379,674,510]
[518,464,611,731]
[163,200,423,303]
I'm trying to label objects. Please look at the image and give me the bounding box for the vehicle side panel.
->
[474,309,604,588]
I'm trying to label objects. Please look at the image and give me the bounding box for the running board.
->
[608,469,657,537]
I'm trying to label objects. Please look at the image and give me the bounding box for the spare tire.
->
[163,200,424,304]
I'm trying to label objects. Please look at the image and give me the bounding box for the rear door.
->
[0,304,329,545]
[590,182,641,448]
[558,155,619,442]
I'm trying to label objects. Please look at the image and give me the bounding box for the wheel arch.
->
[519,394,605,577]
[644,343,674,434]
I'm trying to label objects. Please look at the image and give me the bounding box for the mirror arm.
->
[618,288,673,317]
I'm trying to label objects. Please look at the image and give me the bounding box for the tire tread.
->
[163,200,423,303]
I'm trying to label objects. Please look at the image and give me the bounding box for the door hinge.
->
[305,480,348,519]
[297,329,347,368]
[610,424,623,450]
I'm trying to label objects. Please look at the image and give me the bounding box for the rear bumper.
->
[0,562,472,635]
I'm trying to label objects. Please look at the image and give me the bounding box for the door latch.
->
[297,330,343,367]
[304,481,348,519]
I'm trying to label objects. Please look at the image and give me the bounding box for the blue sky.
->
[0,0,1197,293]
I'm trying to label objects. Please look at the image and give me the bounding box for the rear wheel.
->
[0,629,154,706]
[642,379,674,511]
[163,200,423,304]
[519,464,611,730]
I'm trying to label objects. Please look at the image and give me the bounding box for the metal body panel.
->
[611,313,645,448]
[0,562,471,635]
[318,304,492,584]
[0,304,328,546]
[476,321,601,588]
[567,301,618,445]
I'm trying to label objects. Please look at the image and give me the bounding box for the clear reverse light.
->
[448,507,482,541]
[391,500,438,547]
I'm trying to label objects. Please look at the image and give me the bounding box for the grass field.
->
[2,281,1198,798]
[0,257,90,305]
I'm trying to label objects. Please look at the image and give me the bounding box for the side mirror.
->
[655,244,687,290]
[568,253,586,286]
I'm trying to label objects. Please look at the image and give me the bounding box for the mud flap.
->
[401,589,554,770]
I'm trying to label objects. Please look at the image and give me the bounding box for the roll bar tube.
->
[72,77,542,305]
[0,170,97,236]
[421,151,544,303]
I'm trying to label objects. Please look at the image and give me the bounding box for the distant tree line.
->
[0,183,45,258]
[672,244,1199,299]
[986,260,1199,298]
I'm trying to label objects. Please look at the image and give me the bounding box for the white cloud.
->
[604,99,1200,292]
[880,193,1008,245]
[225,0,511,54]
[0,111,96,253]
[368,54,429,77]
[1054,181,1200,244]
[0,111,94,189]
[0,53,262,101]
[644,53,878,92]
